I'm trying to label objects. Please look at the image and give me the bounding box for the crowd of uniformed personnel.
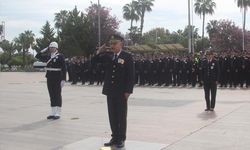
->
[65,50,250,88]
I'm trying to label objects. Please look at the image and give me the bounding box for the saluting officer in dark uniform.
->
[202,50,220,111]
[35,42,66,120]
[92,35,135,148]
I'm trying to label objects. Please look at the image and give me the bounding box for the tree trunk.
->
[130,19,133,31]
[22,48,25,68]
[242,7,246,51]
[140,10,145,36]
[202,12,205,51]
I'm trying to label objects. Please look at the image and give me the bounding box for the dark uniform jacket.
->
[92,50,135,96]
[35,52,66,81]
[202,59,220,83]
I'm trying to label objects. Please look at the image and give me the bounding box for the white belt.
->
[45,68,62,71]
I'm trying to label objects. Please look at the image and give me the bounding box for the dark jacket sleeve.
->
[91,52,112,65]
[125,54,135,94]
[35,52,50,62]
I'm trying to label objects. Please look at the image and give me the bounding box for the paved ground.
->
[0,72,249,150]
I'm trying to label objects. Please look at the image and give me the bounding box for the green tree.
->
[138,0,154,35]
[206,20,250,51]
[14,30,35,67]
[60,7,88,56]
[54,10,69,31]
[206,20,218,38]
[235,0,250,51]
[123,1,140,31]
[182,26,200,50]
[0,40,16,66]
[194,0,216,51]
[142,28,168,44]
[128,26,142,44]
[54,10,69,41]
[141,26,201,49]
[194,37,210,52]
[55,5,119,57]
[86,3,120,54]
[36,21,56,51]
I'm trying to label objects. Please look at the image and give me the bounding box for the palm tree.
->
[54,10,69,41]
[138,0,155,35]
[235,0,250,51]
[54,10,69,30]
[14,30,35,67]
[123,1,140,31]
[194,0,216,51]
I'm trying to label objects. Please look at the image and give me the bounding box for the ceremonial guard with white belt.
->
[36,42,66,120]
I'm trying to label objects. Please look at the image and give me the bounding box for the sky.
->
[0,0,249,41]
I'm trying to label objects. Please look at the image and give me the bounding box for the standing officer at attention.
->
[36,42,66,120]
[92,34,135,149]
[202,50,220,111]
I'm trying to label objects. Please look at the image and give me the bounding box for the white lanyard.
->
[46,53,59,65]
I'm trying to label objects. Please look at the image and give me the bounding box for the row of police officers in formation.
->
[35,37,249,148]
[66,51,250,88]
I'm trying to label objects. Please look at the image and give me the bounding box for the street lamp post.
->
[98,0,101,48]
[242,0,245,52]
[188,0,192,54]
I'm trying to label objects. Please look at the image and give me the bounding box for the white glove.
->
[61,80,65,88]
[40,47,48,53]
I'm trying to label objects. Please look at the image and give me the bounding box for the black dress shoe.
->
[53,116,60,120]
[104,138,117,147]
[115,141,125,148]
[205,108,210,111]
[47,116,54,120]
[210,108,214,111]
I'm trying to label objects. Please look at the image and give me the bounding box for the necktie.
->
[114,54,118,60]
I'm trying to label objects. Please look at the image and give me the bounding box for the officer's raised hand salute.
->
[36,42,66,120]
[96,43,109,54]
[92,34,135,149]
[202,50,220,112]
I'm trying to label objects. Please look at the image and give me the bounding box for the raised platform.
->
[61,137,166,150]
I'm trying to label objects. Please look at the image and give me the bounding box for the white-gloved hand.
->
[40,47,48,53]
[61,80,65,88]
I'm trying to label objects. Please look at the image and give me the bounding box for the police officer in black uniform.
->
[92,34,135,148]
[35,42,66,120]
[191,56,198,87]
[202,50,220,111]
[246,54,250,88]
